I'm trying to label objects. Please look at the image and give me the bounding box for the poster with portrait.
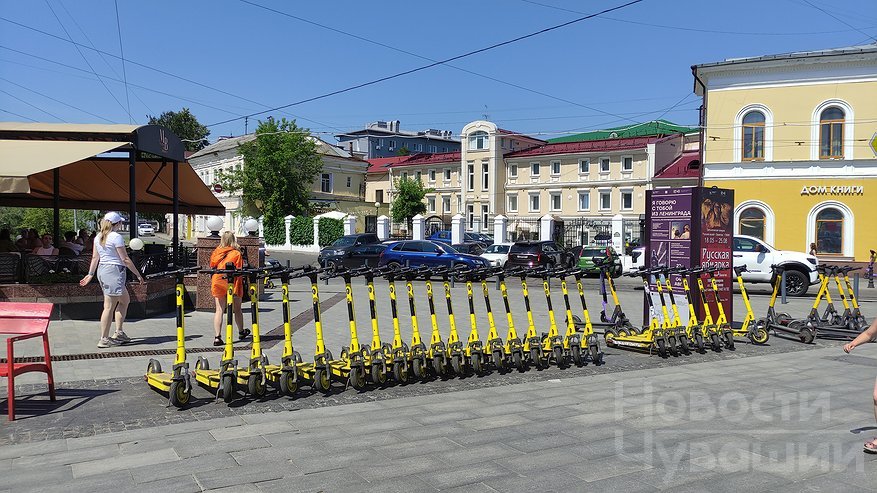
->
[694,187,735,321]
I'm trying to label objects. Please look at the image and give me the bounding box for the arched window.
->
[741,111,765,161]
[738,207,766,240]
[468,131,489,151]
[819,107,844,159]
[815,208,844,254]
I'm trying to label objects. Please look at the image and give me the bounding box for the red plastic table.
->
[0,302,55,421]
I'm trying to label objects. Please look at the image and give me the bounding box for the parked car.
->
[451,242,485,255]
[318,233,380,268]
[137,223,155,236]
[506,240,565,269]
[427,230,490,246]
[480,243,512,268]
[377,240,490,270]
[320,243,387,270]
[574,245,622,277]
[733,235,818,296]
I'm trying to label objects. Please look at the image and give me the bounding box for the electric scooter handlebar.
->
[734,265,748,276]
[199,262,241,277]
[839,266,861,273]
[290,265,328,279]
[146,265,201,280]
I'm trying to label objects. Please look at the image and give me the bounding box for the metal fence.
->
[556,218,613,248]
[424,215,451,237]
[506,216,542,243]
[623,218,646,249]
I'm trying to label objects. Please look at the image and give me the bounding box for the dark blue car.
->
[427,230,493,246]
[377,240,490,270]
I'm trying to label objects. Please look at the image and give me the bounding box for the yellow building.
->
[693,44,877,261]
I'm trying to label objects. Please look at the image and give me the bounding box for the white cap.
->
[103,211,123,224]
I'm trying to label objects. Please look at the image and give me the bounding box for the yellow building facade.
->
[694,44,877,261]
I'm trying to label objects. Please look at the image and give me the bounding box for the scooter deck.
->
[145,372,175,392]
[194,369,224,388]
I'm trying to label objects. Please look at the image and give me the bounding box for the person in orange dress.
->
[210,231,249,346]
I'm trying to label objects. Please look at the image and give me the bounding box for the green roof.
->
[548,120,698,143]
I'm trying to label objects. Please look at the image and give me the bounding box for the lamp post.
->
[206,216,224,238]
[244,218,260,237]
[374,201,381,217]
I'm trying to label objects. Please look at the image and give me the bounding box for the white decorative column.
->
[412,214,425,240]
[611,213,624,253]
[258,215,265,238]
[540,214,554,242]
[283,215,293,248]
[343,215,356,235]
[493,214,508,244]
[451,214,465,245]
[312,216,320,250]
[376,215,390,241]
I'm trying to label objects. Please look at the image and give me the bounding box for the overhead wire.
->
[114,0,132,122]
[0,87,66,121]
[209,0,647,127]
[0,76,116,123]
[799,0,877,42]
[0,108,38,121]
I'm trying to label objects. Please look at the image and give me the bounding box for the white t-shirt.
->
[95,232,125,266]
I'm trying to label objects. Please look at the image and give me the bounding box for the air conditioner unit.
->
[375,145,382,150]
[388,147,394,151]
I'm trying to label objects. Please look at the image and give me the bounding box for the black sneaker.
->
[213,337,224,347]
[238,329,251,341]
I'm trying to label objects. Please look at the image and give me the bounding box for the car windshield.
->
[582,248,606,257]
[509,243,540,254]
[332,236,357,247]
[484,244,509,254]
[442,244,458,253]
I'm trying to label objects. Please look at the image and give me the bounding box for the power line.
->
[42,0,133,121]
[0,87,66,121]
[520,0,877,36]
[114,0,132,123]
[209,0,647,127]
[799,0,877,42]
[237,0,649,128]
[0,76,116,122]
[0,15,341,131]
[0,107,38,122]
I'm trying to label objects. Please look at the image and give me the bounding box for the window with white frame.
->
[443,168,451,181]
[428,145,437,153]
[442,196,451,213]
[550,160,561,176]
[508,194,518,212]
[388,139,396,149]
[468,131,488,150]
[620,190,633,210]
[413,143,423,152]
[427,196,436,213]
[415,171,422,183]
[530,162,540,176]
[529,193,540,213]
[509,163,518,178]
[401,171,408,181]
[578,191,590,211]
[428,169,436,182]
[320,173,332,193]
[482,162,489,191]
[579,159,589,174]
[550,192,561,211]
[599,190,611,210]
[346,176,352,188]
[481,205,489,231]
[622,156,633,171]
[600,157,610,173]
[467,205,474,229]
[467,163,475,191]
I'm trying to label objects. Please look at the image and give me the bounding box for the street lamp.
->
[374,201,381,216]
[206,216,224,237]
[244,218,259,237]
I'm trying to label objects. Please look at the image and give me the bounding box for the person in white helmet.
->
[79,212,145,348]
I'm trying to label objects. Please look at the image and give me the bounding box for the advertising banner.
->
[695,187,735,321]
[645,187,695,325]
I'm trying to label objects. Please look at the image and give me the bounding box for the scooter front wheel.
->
[512,351,524,370]
[553,346,567,368]
[656,338,667,358]
[471,353,483,374]
[710,333,722,352]
[529,348,543,369]
[749,325,769,345]
[349,367,366,390]
[314,369,332,392]
[492,350,504,370]
[248,374,266,398]
[450,355,463,375]
[678,335,691,355]
[169,380,190,408]
[412,357,426,380]
[571,345,583,366]
[694,333,705,353]
[723,332,735,350]
[371,361,388,385]
[280,370,298,396]
[667,336,678,356]
[221,374,236,403]
[799,327,815,344]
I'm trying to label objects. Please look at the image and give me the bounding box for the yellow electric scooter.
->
[321,266,371,390]
[730,266,769,344]
[145,266,200,408]
[461,267,487,374]
[515,268,544,369]
[702,268,735,350]
[443,266,467,376]
[363,266,392,385]
[570,268,604,365]
[423,266,449,376]
[497,268,526,371]
[262,265,309,397]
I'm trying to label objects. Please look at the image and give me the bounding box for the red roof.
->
[497,128,546,143]
[654,151,701,180]
[367,155,410,173]
[504,136,660,159]
[390,151,461,167]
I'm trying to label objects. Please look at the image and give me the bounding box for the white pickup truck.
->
[733,235,819,296]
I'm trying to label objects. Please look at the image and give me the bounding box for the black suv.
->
[506,240,565,269]
[318,233,380,268]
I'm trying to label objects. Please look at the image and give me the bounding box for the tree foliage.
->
[395,146,410,156]
[147,108,210,152]
[0,207,99,235]
[318,217,343,246]
[217,118,323,244]
[289,216,314,245]
[390,178,431,225]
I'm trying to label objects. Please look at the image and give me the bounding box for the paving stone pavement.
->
[1,345,877,492]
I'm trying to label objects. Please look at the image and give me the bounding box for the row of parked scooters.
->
[144,258,867,408]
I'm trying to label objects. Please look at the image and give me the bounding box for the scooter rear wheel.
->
[195,357,209,371]
[280,369,298,396]
[603,328,618,347]
[678,335,691,355]
[710,333,722,352]
[749,325,769,345]
[146,359,161,374]
[723,332,735,350]
[656,338,667,357]
[799,327,815,344]
[221,374,235,403]
[169,380,190,408]
[248,374,266,398]
[571,345,583,366]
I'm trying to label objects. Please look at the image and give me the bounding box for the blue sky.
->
[1,0,875,143]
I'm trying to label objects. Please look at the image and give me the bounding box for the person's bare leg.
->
[233,296,245,333]
[113,288,130,333]
[213,297,226,339]
[100,295,116,339]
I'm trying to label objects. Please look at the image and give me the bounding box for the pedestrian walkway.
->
[0,346,874,492]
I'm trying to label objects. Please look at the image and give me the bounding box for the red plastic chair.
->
[0,302,55,421]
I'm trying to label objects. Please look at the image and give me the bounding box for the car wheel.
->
[783,270,809,297]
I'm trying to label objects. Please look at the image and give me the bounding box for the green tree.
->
[0,207,98,235]
[390,178,431,228]
[395,145,410,156]
[147,108,210,152]
[217,118,322,245]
